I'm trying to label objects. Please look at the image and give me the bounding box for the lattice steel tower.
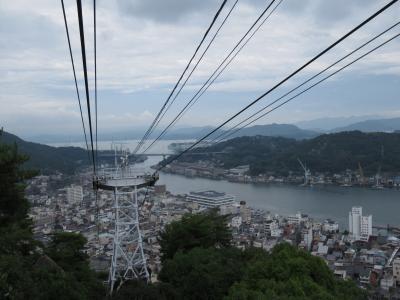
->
[95,148,158,293]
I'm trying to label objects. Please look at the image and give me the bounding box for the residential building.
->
[394,258,400,285]
[66,185,83,204]
[287,212,308,225]
[239,201,251,224]
[265,220,279,235]
[220,203,239,215]
[301,227,313,250]
[228,165,249,176]
[323,219,339,232]
[360,215,372,238]
[349,206,372,240]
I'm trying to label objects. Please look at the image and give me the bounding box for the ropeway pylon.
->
[94,148,158,293]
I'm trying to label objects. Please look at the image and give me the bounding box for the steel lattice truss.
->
[109,187,148,291]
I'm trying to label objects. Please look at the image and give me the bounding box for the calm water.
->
[158,173,400,229]
[50,140,400,229]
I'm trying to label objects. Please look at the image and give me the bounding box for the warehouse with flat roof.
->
[186,190,235,208]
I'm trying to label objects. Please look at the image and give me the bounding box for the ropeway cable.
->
[154,0,399,172]
[76,0,97,175]
[132,0,229,155]
[146,0,240,146]
[213,32,400,144]
[210,20,400,144]
[142,0,281,154]
[61,0,91,164]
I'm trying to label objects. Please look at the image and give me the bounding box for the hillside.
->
[0,131,89,174]
[163,126,216,140]
[222,123,318,140]
[179,131,400,176]
[163,124,318,140]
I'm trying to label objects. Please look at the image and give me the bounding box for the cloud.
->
[116,0,217,23]
[0,0,399,138]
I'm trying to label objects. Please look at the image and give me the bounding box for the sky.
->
[0,0,399,140]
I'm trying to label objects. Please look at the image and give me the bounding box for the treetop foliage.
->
[159,209,231,261]
[0,139,104,299]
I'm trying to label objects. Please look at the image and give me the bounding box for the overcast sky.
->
[0,0,399,140]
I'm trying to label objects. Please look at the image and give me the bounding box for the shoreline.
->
[158,167,400,191]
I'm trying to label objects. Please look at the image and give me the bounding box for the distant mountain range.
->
[164,118,400,141]
[330,117,400,133]
[25,124,320,143]
[4,118,400,173]
[162,124,319,140]
[217,124,319,140]
[17,116,400,144]
[295,115,381,131]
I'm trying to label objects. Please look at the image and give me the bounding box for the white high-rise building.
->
[66,185,83,204]
[393,258,400,285]
[360,215,372,237]
[349,207,362,238]
[348,206,372,240]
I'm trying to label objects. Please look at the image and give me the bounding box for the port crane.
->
[297,158,311,186]
[373,145,385,189]
[357,162,366,186]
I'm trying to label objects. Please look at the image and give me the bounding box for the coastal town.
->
[27,170,400,299]
[160,160,400,189]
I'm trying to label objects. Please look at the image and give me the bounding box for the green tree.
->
[0,136,104,299]
[45,232,105,299]
[156,212,366,300]
[0,140,33,226]
[159,247,243,300]
[159,209,231,261]
[112,280,176,300]
[225,243,367,300]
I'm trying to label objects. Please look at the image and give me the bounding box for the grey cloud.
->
[279,0,379,25]
[312,0,378,23]
[115,0,381,26]
[0,9,63,51]
[116,0,218,23]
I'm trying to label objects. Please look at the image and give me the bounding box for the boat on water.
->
[341,183,353,187]
[372,184,385,190]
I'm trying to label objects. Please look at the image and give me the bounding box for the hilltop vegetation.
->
[116,210,366,300]
[0,131,88,174]
[0,140,104,299]
[179,131,400,176]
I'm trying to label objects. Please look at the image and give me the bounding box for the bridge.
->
[98,152,226,159]
[386,246,400,268]
[372,225,400,232]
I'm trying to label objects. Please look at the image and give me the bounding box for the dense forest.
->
[178,131,400,176]
[0,140,366,299]
[0,131,88,174]
[0,131,145,175]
